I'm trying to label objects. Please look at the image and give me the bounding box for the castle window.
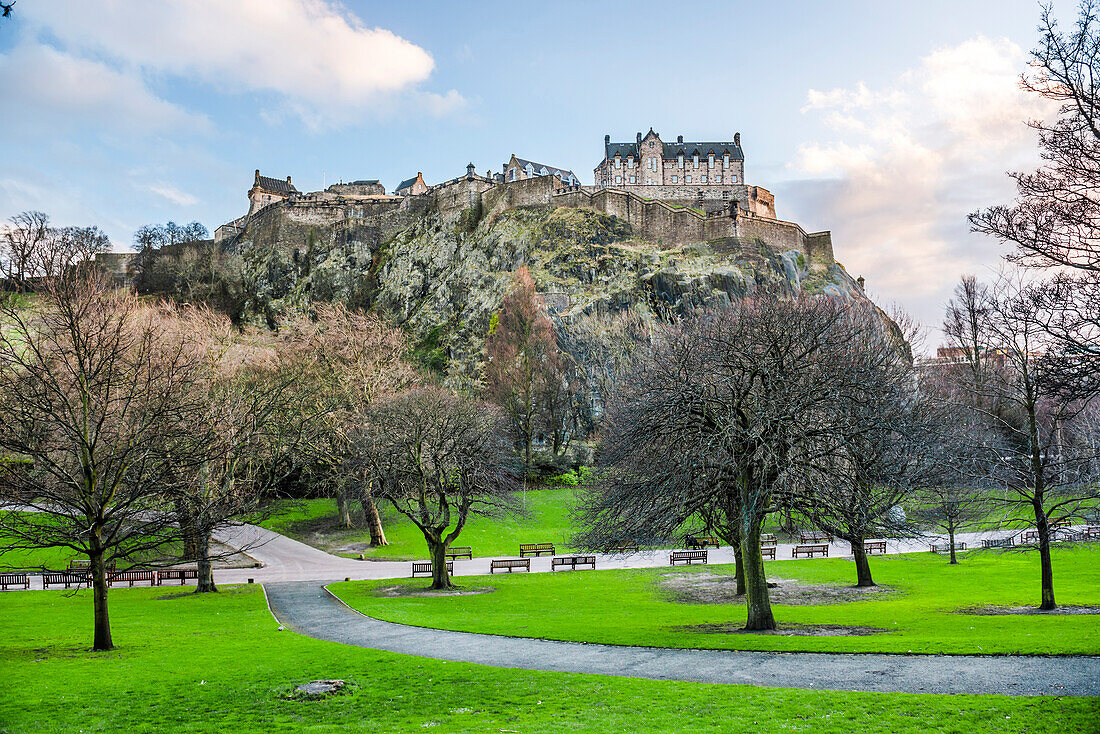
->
[629,175,636,184]
[615,175,622,184]
[731,174,738,183]
[678,155,684,168]
[615,157,621,169]
[724,154,730,168]
[708,154,714,168]
[715,175,722,183]
[685,175,692,183]
[671,175,678,183]
[510,169,516,182]
[693,154,699,168]
[628,157,634,168]
[701,175,707,183]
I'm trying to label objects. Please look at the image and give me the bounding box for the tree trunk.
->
[89,544,113,651]
[335,492,354,529]
[740,516,775,631]
[364,490,388,547]
[732,525,746,596]
[1036,514,1056,610]
[195,530,217,594]
[851,538,874,587]
[427,537,454,591]
[948,524,958,565]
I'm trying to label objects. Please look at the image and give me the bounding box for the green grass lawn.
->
[0,585,1095,733]
[332,545,1100,656]
[260,488,580,561]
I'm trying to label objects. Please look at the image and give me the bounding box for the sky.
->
[0,0,1072,332]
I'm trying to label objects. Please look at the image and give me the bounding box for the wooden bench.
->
[1086,526,1100,541]
[490,558,531,574]
[760,546,776,561]
[686,535,720,550]
[551,555,596,571]
[43,571,90,589]
[670,550,707,565]
[1050,517,1072,528]
[607,544,640,554]
[68,559,115,572]
[792,544,829,558]
[519,543,555,557]
[760,533,778,548]
[798,530,833,543]
[864,540,887,555]
[107,570,157,587]
[411,561,453,578]
[982,537,1015,549]
[1020,530,1040,544]
[0,572,30,590]
[445,547,473,560]
[157,569,198,585]
[929,542,967,554]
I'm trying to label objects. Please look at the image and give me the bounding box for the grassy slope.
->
[260,489,579,561]
[0,585,1095,733]
[332,545,1100,655]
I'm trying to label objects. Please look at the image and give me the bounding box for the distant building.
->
[595,129,744,190]
[248,170,299,215]
[502,155,579,186]
[395,172,429,196]
[326,179,386,196]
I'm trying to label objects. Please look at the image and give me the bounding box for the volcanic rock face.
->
[229,203,868,388]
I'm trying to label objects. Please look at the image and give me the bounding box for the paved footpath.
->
[263,580,1100,696]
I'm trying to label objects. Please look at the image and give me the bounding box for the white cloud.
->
[782,36,1057,333]
[0,43,208,134]
[147,183,199,207]
[24,0,454,124]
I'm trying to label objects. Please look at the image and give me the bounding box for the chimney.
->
[636,132,642,144]
[857,275,865,290]
[734,132,741,146]
[677,135,683,143]
[254,169,261,183]
[604,134,610,145]
[286,176,292,186]
[466,162,476,176]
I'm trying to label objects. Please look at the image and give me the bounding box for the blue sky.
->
[0,0,1069,328]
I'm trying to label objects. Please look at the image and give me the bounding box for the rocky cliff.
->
[227,201,869,388]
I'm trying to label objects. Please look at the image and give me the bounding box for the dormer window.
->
[627,157,634,168]
[724,154,730,168]
[693,154,699,168]
[708,154,714,168]
[678,155,684,168]
[615,157,621,169]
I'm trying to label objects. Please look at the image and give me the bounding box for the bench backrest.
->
[671,550,705,559]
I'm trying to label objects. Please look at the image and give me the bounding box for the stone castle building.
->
[248,170,299,216]
[395,172,429,196]
[503,155,579,186]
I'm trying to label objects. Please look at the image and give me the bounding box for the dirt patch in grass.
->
[960,605,1100,616]
[658,571,897,606]
[671,622,887,636]
[371,584,495,599]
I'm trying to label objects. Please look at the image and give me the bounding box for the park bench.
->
[551,555,596,571]
[760,546,776,561]
[490,558,531,574]
[792,544,829,559]
[106,570,157,587]
[686,535,721,550]
[1086,526,1100,541]
[1050,517,1072,528]
[411,561,453,578]
[798,530,833,543]
[519,543,555,557]
[760,534,778,548]
[157,568,198,585]
[607,544,640,554]
[43,571,90,589]
[0,572,30,590]
[982,537,1015,549]
[445,547,473,560]
[929,542,967,554]
[1020,530,1040,544]
[68,559,115,572]
[864,540,887,555]
[669,550,707,565]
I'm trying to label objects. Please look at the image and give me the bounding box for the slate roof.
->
[255,175,299,195]
[512,157,579,182]
[602,138,744,162]
[350,179,380,185]
[395,176,419,192]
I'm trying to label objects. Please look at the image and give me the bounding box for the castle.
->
[212,129,832,268]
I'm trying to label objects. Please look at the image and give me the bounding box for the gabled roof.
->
[604,142,639,159]
[350,179,380,185]
[511,157,578,182]
[254,175,298,195]
[395,176,419,192]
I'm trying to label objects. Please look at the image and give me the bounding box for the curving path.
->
[263,580,1100,697]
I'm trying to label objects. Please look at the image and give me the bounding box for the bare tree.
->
[913,483,994,565]
[36,225,111,282]
[282,304,417,541]
[0,275,206,650]
[941,274,1100,608]
[356,387,520,589]
[578,296,870,630]
[0,211,50,290]
[484,267,570,475]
